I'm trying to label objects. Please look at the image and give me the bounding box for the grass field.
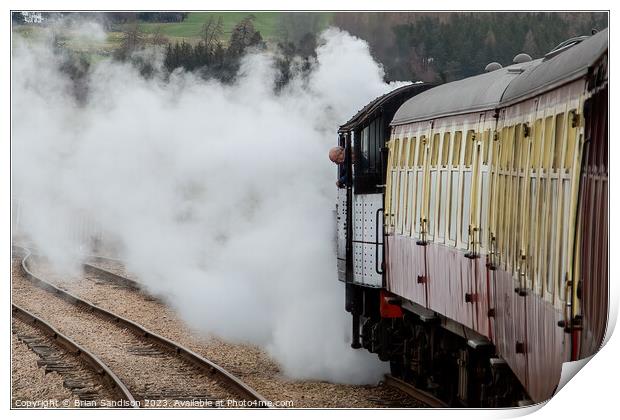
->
[136,12,334,43]
[13,12,336,57]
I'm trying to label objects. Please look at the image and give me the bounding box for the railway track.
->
[12,246,268,408]
[12,304,135,407]
[383,374,449,408]
[66,257,452,409]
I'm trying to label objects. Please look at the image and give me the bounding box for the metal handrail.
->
[375,208,384,275]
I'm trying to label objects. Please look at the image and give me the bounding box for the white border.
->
[2,2,616,419]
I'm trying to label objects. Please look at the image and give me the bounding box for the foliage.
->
[163,15,267,83]
[335,12,608,82]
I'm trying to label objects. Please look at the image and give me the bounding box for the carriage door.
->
[514,107,536,388]
[415,128,432,307]
[467,113,493,336]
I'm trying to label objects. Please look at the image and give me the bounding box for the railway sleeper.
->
[13,323,113,406]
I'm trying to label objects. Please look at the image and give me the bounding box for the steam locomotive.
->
[335,29,608,407]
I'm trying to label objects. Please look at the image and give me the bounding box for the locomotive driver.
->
[328,146,349,188]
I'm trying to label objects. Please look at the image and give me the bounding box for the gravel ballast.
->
[15,256,426,408]
[12,260,238,407]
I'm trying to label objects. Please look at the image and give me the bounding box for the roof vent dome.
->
[484,62,503,72]
[513,53,532,64]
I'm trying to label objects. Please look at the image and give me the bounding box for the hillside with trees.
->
[333,12,608,82]
[13,11,608,86]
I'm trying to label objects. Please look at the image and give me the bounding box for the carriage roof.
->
[338,83,433,132]
[501,28,608,104]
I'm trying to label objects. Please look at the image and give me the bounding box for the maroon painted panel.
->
[493,269,527,387]
[425,244,474,329]
[579,83,608,359]
[391,239,494,338]
[473,257,492,339]
[386,235,427,306]
[525,292,571,402]
[387,233,574,402]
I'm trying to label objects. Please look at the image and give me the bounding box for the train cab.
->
[335,83,433,348]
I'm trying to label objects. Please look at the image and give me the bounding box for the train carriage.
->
[336,28,608,406]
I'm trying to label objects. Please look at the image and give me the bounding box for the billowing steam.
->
[12,23,402,383]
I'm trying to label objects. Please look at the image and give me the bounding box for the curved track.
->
[12,246,268,408]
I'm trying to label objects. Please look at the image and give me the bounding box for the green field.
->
[13,12,335,57]
[136,12,333,43]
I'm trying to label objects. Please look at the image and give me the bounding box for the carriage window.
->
[390,171,399,227]
[514,124,525,171]
[415,173,423,235]
[496,174,505,265]
[400,138,409,168]
[406,172,415,234]
[464,130,475,167]
[480,172,489,248]
[392,139,400,168]
[512,125,520,171]
[417,136,426,167]
[565,110,577,169]
[431,134,440,166]
[514,177,525,270]
[428,172,438,236]
[441,133,450,166]
[371,118,381,171]
[408,137,416,168]
[482,130,491,165]
[500,126,514,170]
[528,178,538,290]
[438,172,449,240]
[559,179,571,300]
[553,113,565,170]
[462,171,472,244]
[361,126,370,163]
[449,171,460,241]
[537,178,549,295]
[531,119,543,169]
[547,179,558,297]
[452,132,462,166]
[542,116,554,168]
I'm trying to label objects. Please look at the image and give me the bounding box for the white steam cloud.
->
[12,23,403,383]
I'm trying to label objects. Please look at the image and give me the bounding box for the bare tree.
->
[116,21,145,59]
[150,25,169,46]
[201,16,224,53]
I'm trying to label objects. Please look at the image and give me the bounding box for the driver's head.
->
[328,146,346,164]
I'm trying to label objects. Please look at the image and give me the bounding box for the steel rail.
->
[13,246,268,406]
[82,262,140,290]
[12,302,138,407]
[383,374,449,408]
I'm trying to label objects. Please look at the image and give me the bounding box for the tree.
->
[115,22,145,60]
[228,15,264,57]
[150,25,169,46]
[201,16,224,53]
